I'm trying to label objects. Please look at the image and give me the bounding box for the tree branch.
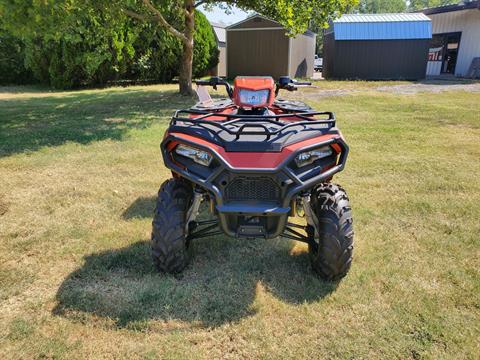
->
[122,9,152,22]
[142,0,187,42]
[194,0,208,7]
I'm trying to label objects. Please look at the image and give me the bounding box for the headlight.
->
[295,146,333,168]
[238,89,270,107]
[175,144,213,167]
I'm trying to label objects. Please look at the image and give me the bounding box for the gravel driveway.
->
[375,81,480,94]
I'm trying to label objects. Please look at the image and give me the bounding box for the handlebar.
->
[195,76,233,98]
[195,80,212,86]
[196,76,311,99]
[293,81,312,86]
[275,76,312,95]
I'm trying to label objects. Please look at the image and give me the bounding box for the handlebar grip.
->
[294,81,312,86]
[195,80,211,86]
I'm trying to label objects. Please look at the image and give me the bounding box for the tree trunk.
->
[179,40,194,95]
[178,1,195,96]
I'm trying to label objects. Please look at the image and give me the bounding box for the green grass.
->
[0,82,479,359]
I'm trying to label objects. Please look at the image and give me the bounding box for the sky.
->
[199,4,250,26]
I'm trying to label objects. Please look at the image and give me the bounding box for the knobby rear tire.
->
[151,178,192,273]
[309,183,354,281]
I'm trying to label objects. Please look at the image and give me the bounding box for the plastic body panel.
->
[233,77,276,108]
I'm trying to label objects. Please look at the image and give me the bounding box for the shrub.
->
[0,27,33,85]
[1,7,218,88]
[130,11,219,83]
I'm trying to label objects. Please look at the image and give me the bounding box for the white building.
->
[423,1,480,77]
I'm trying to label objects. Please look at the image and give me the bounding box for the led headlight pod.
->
[175,144,213,167]
[295,146,333,168]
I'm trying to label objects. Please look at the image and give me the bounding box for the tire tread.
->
[151,178,192,273]
[310,183,354,281]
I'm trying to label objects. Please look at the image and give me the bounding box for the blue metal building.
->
[323,13,432,80]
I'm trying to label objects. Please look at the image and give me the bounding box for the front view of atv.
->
[152,76,354,281]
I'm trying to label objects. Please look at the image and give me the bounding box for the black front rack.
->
[170,109,336,141]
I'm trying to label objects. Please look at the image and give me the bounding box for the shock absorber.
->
[185,187,204,233]
[302,192,319,244]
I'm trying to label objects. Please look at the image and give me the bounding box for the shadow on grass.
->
[54,235,337,329]
[0,88,193,157]
[122,196,156,220]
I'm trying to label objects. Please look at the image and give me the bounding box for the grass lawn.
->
[0,81,479,359]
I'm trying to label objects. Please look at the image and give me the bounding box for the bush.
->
[1,8,218,88]
[193,11,219,78]
[130,11,218,83]
[22,9,137,89]
[0,28,34,85]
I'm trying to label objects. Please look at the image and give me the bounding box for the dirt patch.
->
[309,88,356,98]
[299,81,480,99]
[104,117,127,124]
[375,82,480,95]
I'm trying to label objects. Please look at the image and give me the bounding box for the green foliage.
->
[357,0,407,13]
[0,1,217,88]
[130,11,218,82]
[0,25,33,85]
[0,1,139,88]
[408,0,455,11]
[129,25,181,83]
[218,0,359,35]
[221,0,359,57]
[0,0,355,88]
[193,11,219,78]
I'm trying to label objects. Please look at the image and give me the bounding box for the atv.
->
[152,76,353,281]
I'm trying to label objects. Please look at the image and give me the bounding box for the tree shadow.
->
[54,235,338,329]
[295,59,308,78]
[0,88,193,157]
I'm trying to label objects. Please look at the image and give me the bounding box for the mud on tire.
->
[309,183,354,281]
[151,178,192,273]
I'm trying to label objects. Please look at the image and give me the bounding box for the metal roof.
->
[332,13,432,40]
[226,14,282,29]
[334,13,431,23]
[226,14,317,38]
[210,22,226,44]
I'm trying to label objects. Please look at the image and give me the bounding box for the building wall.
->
[210,44,227,77]
[322,33,336,79]
[217,44,227,77]
[289,34,316,78]
[323,38,429,80]
[227,29,289,79]
[428,9,480,76]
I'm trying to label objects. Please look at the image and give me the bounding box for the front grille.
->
[225,177,281,202]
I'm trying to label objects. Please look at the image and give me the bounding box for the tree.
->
[408,0,455,11]
[0,1,141,88]
[121,0,358,95]
[0,2,218,88]
[0,22,33,85]
[129,10,218,83]
[1,0,358,94]
[356,0,406,13]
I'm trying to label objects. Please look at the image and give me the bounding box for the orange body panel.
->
[233,77,276,108]
[168,132,338,169]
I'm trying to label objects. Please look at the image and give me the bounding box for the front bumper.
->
[161,132,349,239]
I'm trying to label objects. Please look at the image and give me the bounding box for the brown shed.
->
[226,15,316,79]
